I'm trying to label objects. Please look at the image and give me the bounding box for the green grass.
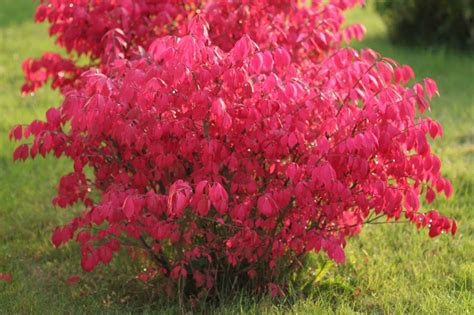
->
[0,2,473,314]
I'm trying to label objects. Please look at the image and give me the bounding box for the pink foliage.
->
[11,0,455,296]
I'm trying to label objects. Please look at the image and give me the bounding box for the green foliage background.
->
[375,0,474,49]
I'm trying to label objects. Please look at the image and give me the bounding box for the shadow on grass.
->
[29,254,358,314]
[352,34,474,59]
[456,132,474,145]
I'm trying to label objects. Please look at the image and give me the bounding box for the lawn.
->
[0,1,472,314]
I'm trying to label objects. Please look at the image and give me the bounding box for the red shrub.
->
[11,0,455,297]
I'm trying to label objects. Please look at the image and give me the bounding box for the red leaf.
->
[13,144,29,161]
[230,35,254,64]
[99,246,113,265]
[51,226,63,248]
[66,275,80,285]
[268,283,284,298]
[81,254,98,273]
[257,195,277,217]
[444,180,453,198]
[123,197,135,219]
[211,98,226,118]
[0,273,13,282]
[209,183,228,214]
[10,125,23,141]
[451,220,457,236]
[288,132,298,149]
[261,51,274,73]
[273,48,291,69]
[46,107,61,126]
[322,238,346,264]
[171,266,187,279]
[426,187,435,203]
[424,78,439,100]
[250,53,264,74]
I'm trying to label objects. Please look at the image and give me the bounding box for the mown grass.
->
[0,1,472,314]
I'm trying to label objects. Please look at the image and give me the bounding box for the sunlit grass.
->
[0,1,472,313]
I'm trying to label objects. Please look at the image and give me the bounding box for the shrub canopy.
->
[11,0,456,298]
